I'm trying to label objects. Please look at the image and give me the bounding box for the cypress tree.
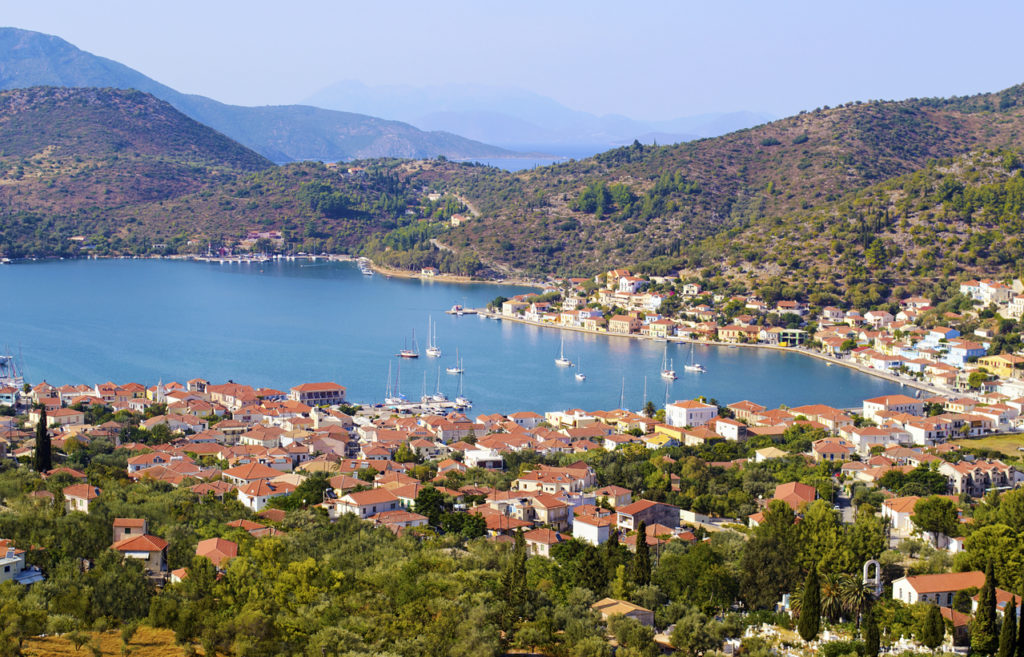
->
[974,562,999,655]
[33,406,51,472]
[798,568,821,643]
[919,604,945,651]
[863,604,880,657]
[1017,592,1024,657]
[1015,589,1024,654]
[632,521,651,588]
[500,529,529,630]
[999,597,1017,657]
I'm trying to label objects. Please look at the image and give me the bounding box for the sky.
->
[4,0,1024,121]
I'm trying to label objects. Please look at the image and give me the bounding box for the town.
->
[1,359,1023,656]
[493,269,1024,399]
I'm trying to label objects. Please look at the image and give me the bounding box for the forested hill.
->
[418,83,1024,277]
[0,27,517,162]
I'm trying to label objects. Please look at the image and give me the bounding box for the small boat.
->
[683,343,706,373]
[448,304,464,316]
[555,336,572,367]
[660,346,677,380]
[575,355,586,381]
[425,316,442,358]
[397,329,419,359]
[446,348,464,375]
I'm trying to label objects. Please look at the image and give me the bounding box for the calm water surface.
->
[0,260,904,414]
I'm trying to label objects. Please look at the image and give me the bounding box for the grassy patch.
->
[954,434,1024,457]
[24,627,212,657]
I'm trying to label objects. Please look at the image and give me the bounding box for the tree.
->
[863,604,880,657]
[740,500,799,609]
[34,406,51,472]
[670,608,719,657]
[414,487,450,526]
[1016,593,1024,657]
[500,530,530,631]
[912,496,958,544]
[999,597,1017,657]
[973,562,999,655]
[631,521,651,588]
[918,604,945,652]
[643,401,656,418]
[798,568,821,643]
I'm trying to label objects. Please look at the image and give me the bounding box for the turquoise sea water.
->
[0,259,904,414]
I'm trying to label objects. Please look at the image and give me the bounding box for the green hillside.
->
[5,80,1024,298]
[419,88,1024,276]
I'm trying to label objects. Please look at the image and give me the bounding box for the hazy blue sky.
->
[5,0,1024,120]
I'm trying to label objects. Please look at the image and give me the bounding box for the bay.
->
[0,259,904,415]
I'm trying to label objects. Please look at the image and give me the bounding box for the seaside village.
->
[499,270,1024,397]
[2,345,1024,655]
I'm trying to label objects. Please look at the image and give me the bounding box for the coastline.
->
[477,309,951,398]
[367,261,546,290]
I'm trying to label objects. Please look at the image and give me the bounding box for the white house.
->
[665,400,717,428]
[892,571,985,607]
[862,395,924,421]
[572,514,615,546]
[328,489,399,520]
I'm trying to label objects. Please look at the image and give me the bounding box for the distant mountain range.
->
[0,27,516,162]
[304,80,775,152]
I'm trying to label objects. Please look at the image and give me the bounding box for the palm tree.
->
[820,573,846,623]
[839,574,876,627]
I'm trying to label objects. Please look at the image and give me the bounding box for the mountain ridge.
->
[0,27,517,162]
[303,79,773,150]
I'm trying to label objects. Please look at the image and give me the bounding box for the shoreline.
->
[366,261,546,290]
[477,309,952,398]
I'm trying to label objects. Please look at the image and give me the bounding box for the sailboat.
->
[660,345,677,380]
[455,373,472,408]
[397,329,419,358]
[446,348,464,374]
[425,316,442,358]
[384,362,407,405]
[684,342,706,373]
[555,336,572,367]
[428,367,448,403]
[575,355,586,381]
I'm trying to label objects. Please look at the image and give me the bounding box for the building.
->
[862,395,924,421]
[616,500,679,532]
[113,518,148,543]
[288,382,346,406]
[938,460,1021,497]
[892,571,985,607]
[572,513,615,546]
[63,484,101,513]
[665,400,717,428]
[195,537,238,568]
[111,534,168,573]
[523,528,568,557]
[591,598,654,627]
[329,489,400,520]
